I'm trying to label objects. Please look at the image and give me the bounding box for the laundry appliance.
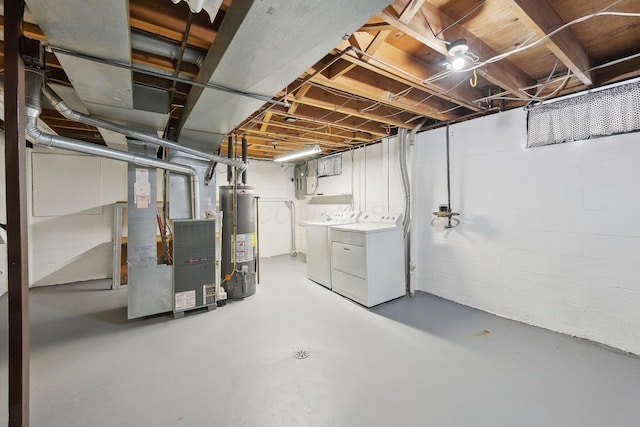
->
[305,211,360,288]
[329,213,405,307]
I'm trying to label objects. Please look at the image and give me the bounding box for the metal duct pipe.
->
[227,135,233,184]
[398,128,411,297]
[398,128,411,237]
[130,29,205,68]
[241,136,248,184]
[40,82,247,171]
[405,120,425,298]
[25,71,201,219]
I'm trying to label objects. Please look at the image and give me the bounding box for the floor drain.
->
[294,349,310,359]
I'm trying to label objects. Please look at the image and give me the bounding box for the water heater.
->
[219,184,257,299]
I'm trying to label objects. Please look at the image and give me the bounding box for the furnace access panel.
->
[172,218,217,314]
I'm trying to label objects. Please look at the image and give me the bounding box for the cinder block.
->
[500,249,552,274]
[503,288,555,325]
[583,186,626,210]
[579,210,618,235]
[618,263,640,292]
[524,230,582,257]
[619,211,640,238]
[613,288,640,324]
[583,235,640,263]
[581,159,619,187]
[549,255,617,286]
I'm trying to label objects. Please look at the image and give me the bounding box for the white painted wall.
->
[232,159,298,258]
[297,137,407,254]
[412,108,640,355]
[28,145,129,287]
[236,139,407,258]
[1,131,123,293]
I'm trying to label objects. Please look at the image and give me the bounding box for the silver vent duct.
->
[41,82,246,171]
[177,0,394,152]
[24,70,201,219]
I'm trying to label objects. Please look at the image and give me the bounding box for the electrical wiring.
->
[432,0,487,39]
[459,9,640,73]
[524,58,561,108]
[474,47,640,106]
[247,4,640,148]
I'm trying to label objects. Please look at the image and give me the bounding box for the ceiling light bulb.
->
[450,54,467,71]
[273,144,322,163]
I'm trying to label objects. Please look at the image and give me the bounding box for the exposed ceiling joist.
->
[8,0,639,160]
[502,0,593,85]
[334,35,484,111]
[269,108,389,137]
[380,0,536,99]
[311,65,459,122]
[284,91,415,129]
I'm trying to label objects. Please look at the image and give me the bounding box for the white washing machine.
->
[329,213,405,307]
[305,211,360,288]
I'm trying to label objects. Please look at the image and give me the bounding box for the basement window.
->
[526,79,640,148]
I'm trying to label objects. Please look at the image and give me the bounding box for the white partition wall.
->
[412,108,640,355]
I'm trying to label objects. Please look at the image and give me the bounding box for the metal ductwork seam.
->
[25,70,201,219]
[40,82,247,172]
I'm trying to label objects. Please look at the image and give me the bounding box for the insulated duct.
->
[40,82,246,172]
[241,136,248,184]
[24,70,201,218]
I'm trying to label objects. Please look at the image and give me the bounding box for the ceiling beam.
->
[286,84,312,114]
[594,54,640,85]
[285,92,415,129]
[398,0,425,24]
[245,117,376,144]
[379,0,535,99]
[311,65,460,121]
[327,29,393,80]
[131,50,199,78]
[502,0,593,85]
[327,2,421,81]
[333,35,484,111]
[128,0,216,49]
[259,111,273,132]
[269,107,389,137]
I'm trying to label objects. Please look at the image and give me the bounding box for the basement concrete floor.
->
[1,254,640,426]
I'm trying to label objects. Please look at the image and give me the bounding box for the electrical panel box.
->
[294,164,307,200]
[172,218,217,314]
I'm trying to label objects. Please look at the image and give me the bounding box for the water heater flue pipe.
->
[40,82,247,172]
[25,72,201,218]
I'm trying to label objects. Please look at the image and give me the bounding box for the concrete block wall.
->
[412,108,640,355]
[28,146,129,287]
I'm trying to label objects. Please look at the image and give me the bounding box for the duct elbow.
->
[25,125,41,144]
[41,83,79,121]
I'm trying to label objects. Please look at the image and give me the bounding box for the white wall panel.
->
[412,108,640,355]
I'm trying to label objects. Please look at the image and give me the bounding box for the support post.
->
[5,1,30,426]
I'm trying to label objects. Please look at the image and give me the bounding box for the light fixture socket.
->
[273,144,322,163]
[447,38,469,56]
